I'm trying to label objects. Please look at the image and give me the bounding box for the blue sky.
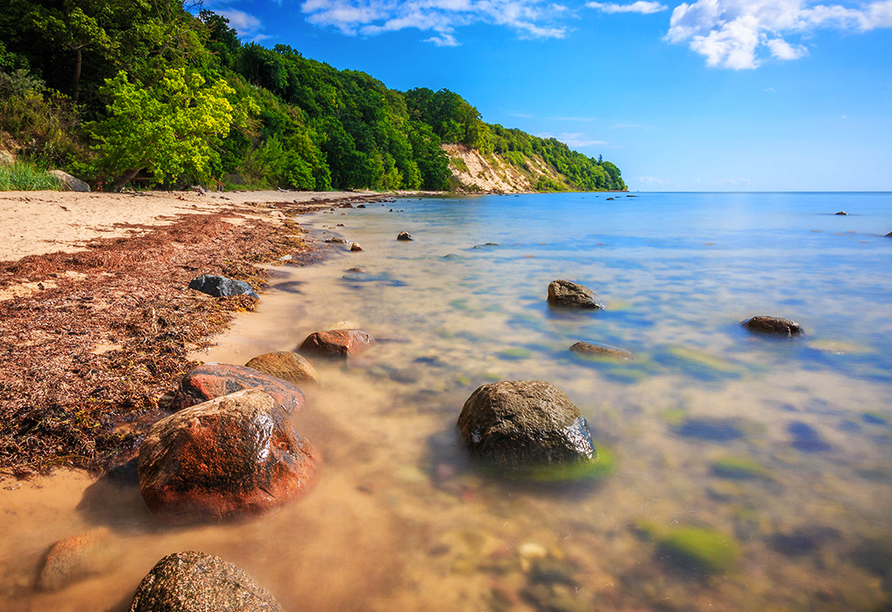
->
[204,0,892,191]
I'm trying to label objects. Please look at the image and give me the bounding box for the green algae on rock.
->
[657,527,741,575]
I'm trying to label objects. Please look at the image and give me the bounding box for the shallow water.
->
[3,192,892,611]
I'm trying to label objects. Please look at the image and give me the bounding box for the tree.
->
[89,68,257,187]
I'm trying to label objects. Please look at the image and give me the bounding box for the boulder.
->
[742,315,804,336]
[49,169,90,192]
[37,528,118,591]
[457,380,596,470]
[298,329,375,360]
[835,211,848,215]
[396,231,413,241]
[138,389,317,522]
[547,280,605,310]
[569,341,634,360]
[188,274,258,299]
[245,351,318,385]
[129,551,283,612]
[350,242,363,251]
[170,363,306,414]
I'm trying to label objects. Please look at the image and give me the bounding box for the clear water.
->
[3,192,892,611]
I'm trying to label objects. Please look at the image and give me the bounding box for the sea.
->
[3,191,892,611]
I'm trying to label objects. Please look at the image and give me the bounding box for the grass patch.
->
[0,162,60,190]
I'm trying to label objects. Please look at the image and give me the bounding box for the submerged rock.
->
[298,329,375,360]
[547,280,605,310]
[129,551,283,612]
[396,231,413,241]
[788,421,832,452]
[457,380,596,471]
[138,389,317,522]
[742,315,804,336]
[569,341,633,360]
[324,237,349,244]
[835,211,848,215]
[170,363,306,414]
[188,274,258,299]
[245,351,318,385]
[656,527,741,574]
[37,528,119,591]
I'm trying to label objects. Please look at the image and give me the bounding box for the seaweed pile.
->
[0,204,321,476]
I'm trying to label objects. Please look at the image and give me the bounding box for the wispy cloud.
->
[666,0,892,70]
[539,131,608,147]
[300,0,570,43]
[587,1,668,14]
[637,175,671,187]
[216,9,265,37]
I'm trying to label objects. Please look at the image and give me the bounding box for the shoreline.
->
[0,189,393,476]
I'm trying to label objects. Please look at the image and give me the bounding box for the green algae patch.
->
[658,527,741,574]
[711,456,773,481]
[806,339,872,355]
[498,348,532,360]
[666,346,749,378]
[524,445,616,483]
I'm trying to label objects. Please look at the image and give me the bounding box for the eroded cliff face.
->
[442,144,567,193]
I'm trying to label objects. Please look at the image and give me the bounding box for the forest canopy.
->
[0,0,625,192]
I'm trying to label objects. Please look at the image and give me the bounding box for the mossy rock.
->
[657,527,741,574]
[710,457,773,481]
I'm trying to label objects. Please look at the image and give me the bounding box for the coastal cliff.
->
[443,144,568,193]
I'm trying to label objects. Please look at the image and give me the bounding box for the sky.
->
[203,0,892,191]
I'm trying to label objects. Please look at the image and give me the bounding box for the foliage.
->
[88,68,257,186]
[0,161,61,190]
[0,0,624,191]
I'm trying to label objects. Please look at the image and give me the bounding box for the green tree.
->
[89,68,257,187]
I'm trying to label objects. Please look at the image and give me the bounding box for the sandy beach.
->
[0,188,385,475]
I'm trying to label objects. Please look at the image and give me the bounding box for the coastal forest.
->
[0,0,625,192]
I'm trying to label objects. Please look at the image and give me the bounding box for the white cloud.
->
[539,131,608,147]
[300,0,570,43]
[216,9,264,37]
[587,1,668,14]
[667,0,892,69]
[637,175,671,186]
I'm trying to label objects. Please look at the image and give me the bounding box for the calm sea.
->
[3,192,892,611]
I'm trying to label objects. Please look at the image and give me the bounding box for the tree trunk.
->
[115,168,142,191]
[73,48,82,103]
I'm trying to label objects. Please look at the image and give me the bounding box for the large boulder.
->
[49,169,90,192]
[298,329,375,360]
[457,380,596,470]
[396,231,413,241]
[742,315,804,336]
[170,363,306,414]
[569,341,634,360]
[547,280,605,310]
[188,274,258,299]
[129,551,283,612]
[245,351,318,385]
[139,389,317,522]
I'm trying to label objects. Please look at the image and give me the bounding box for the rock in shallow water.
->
[170,363,307,414]
[129,551,283,612]
[457,380,596,471]
[396,231,413,241]
[138,389,317,522]
[547,280,605,310]
[298,329,375,360]
[742,315,803,336]
[37,528,119,591]
[569,341,633,360]
[245,351,318,385]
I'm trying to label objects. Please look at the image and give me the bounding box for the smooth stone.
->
[350,242,363,251]
[245,351,318,385]
[138,389,317,522]
[742,315,804,336]
[37,528,119,591]
[129,551,283,612]
[170,363,306,414]
[569,341,634,360]
[835,211,848,215]
[324,237,348,243]
[49,169,90,192]
[396,231,413,241]
[188,274,258,299]
[457,380,596,470]
[298,329,375,360]
[547,280,605,310]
